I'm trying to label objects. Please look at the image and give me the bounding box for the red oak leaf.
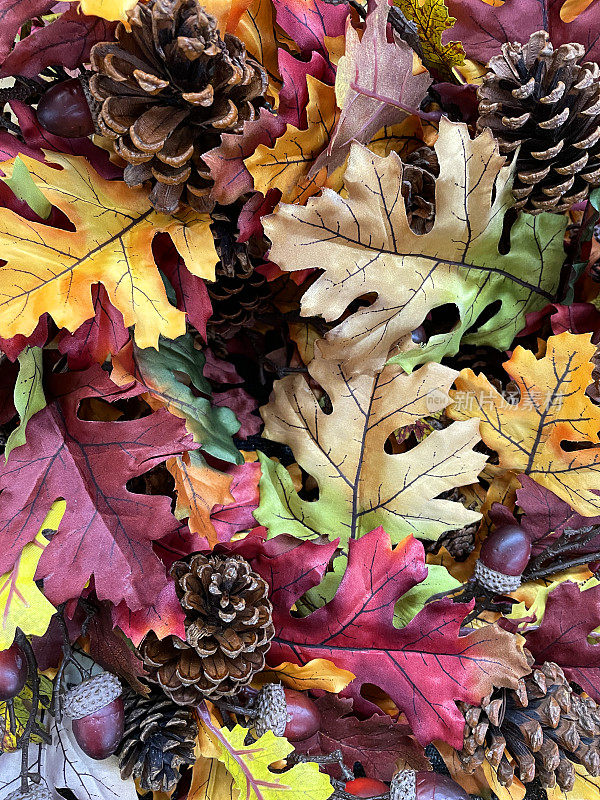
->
[0,317,48,362]
[111,580,186,646]
[272,0,347,63]
[0,6,115,78]
[525,581,600,702]
[203,109,285,206]
[0,365,196,610]
[278,50,335,127]
[296,694,430,781]
[447,0,600,66]
[252,528,529,747]
[210,461,262,542]
[87,602,148,694]
[520,302,600,340]
[0,0,54,63]
[57,284,129,369]
[213,388,260,438]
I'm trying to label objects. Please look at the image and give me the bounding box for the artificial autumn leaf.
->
[0,675,52,753]
[547,762,600,800]
[168,452,234,546]
[244,76,339,203]
[0,0,54,62]
[197,711,334,800]
[279,50,334,127]
[263,527,529,746]
[87,602,148,694]
[0,6,115,78]
[449,332,600,517]
[236,0,281,89]
[0,152,216,349]
[111,580,187,647]
[0,501,63,649]
[295,694,430,781]
[210,461,262,542]
[189,756,238,800]
[394,0,466,80]
[322,0,431,173]
[256,338,485,552]
[271,0,347,64]
[254,659,355,693]
[446,0,600,65]
[4,345,45,459]
[112,335,242,465]
[263,119,566,372]
[0,364,195,611]
[524,581,600,703]
[75,0,138,21]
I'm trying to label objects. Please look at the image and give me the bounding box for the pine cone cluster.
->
[401,146,439,234]
[208,206,272,335]
[477,30,600,214]
[89,0,267,214]
[140,552,274,703]
[117,684,197,792]
[459,658,600,791]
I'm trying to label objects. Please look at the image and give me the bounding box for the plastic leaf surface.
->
[4,344,45,459]
[394,0,465,79]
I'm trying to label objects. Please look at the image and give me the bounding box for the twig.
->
[524,552,600,583]
[289,749,355,782]
[15,630,40,792]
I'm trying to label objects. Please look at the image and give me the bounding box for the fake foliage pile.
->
[2,0,600,798]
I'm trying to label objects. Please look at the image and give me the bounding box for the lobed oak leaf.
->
[111,580,186,646]
[446,0,600,66]
[264,118,566,372]
[256,658,355,693]
[235,0,281,92]
[244,75,339,203]
[0,0,54,62]
[263,527,529,746]
[295,694,430,781]
[0,152,217,349]
[256,338,485,551]
[272,0,348,63]
[395,0,465,80]
[197,710,334,800]
[0,364,196,610]
[279,50,335,127]
[87,601,148,693]
[322,0,431,172]
[449,332,600,517]
[4,344,45,459]
[73,0,138,21]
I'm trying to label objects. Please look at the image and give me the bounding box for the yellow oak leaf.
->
[559,0,596,22]
[236,0,281,92]
[0,153,217,349]
[263,119,566,373]
[256,337,486,553]
[189,757,238,800]
[244,75,338,203]
[448,332,600,517]
[75,0,137,20]
[253,659,355,693]
[394,0,465,80]
[547,762,600,799]
[167,453,234,547]
[0,501,65,650]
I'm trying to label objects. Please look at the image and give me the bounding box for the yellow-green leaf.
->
[394,0,465,80]
[5,346,46,461]
[0,500,64,649]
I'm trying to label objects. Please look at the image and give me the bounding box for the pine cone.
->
[207,205,272,335]
[89,0,267,214]
[117,684,197,791]
[477,30,600,214]
[140,552,274,703]
[459,658,600,791]
[426,490,479,560]
[402,146,439,234]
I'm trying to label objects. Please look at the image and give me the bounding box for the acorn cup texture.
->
[4,786,54,800]
[62,671,124,760]
[140,552,275,703]
[117,684,198,791]
[89,0,268,214]
[458,658,600,791]
[477,30,600,214]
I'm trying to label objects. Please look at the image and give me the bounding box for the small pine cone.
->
[432,521,479,560]
[477,30,600,214]
[117,684,197,792]
[5,788,53,800]
[402,146,439,234]
[140,552,274,703]
[89,0,267,214]
[458,656,600,790]
[207,205,272,335]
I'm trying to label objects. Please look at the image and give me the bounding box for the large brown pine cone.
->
[117,684,197,791]
[477,30,600,214]
[402,146,439,234]
[140,553,274,703]
[459,657,600,791]
[89,0,267,214]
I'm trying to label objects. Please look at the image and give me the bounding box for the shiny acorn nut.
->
[254,683,321,742]
[0,642,28,701]
[36,78,95,138]
[390,770,469,800]
[345,778,389,797]
[474,523,532,593]
[63,672,124,760]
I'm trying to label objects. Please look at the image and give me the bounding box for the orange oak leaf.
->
[448,332,600,517]
[0,152,217,349]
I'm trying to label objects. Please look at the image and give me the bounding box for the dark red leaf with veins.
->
[0,365,196,610]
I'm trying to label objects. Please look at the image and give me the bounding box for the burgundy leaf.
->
[213,387,260,438]
[272,0,347,63]
[87,602,149,694]
[278,50,334,127]
[0,0,54,62]
[210,461,261,542]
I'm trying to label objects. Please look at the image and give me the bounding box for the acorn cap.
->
[63,672,122,720]
[253,683,287,737]
[474,560,522,592]
[390,769,417,800]
[5,785,54,800]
